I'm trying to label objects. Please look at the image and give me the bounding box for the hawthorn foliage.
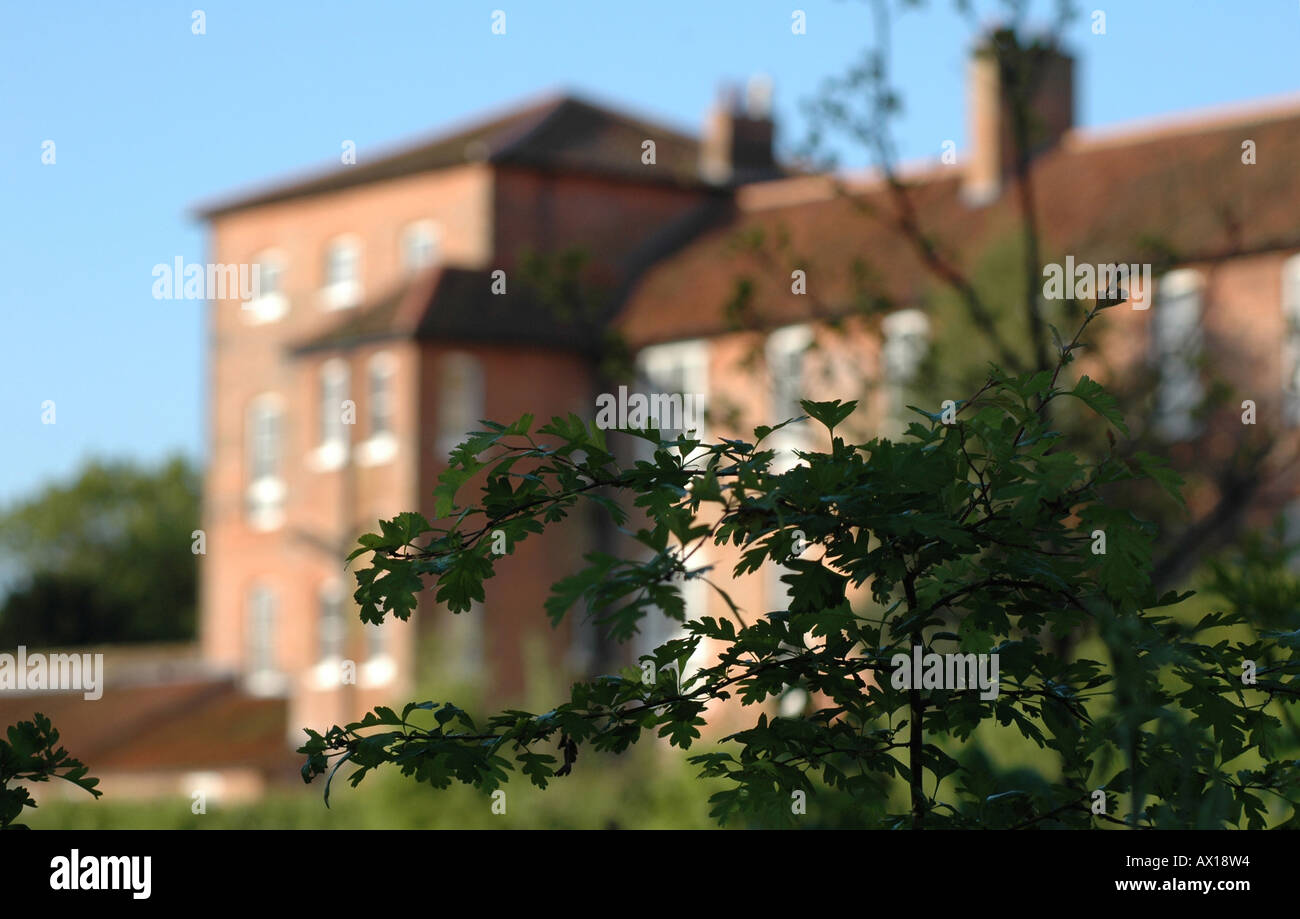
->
[0,713,101,829]
[301,307,1300,827]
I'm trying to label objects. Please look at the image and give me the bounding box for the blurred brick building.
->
[192,88,781,758]
[172,38,1300,796]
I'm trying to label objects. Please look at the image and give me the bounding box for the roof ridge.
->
[193,89,708,219]
[192,89,576,219]
[489,96,577,162]
[568,94,700,144]
[394,266,447,330]
[734,160,952,213]
[1065,91,1300,153]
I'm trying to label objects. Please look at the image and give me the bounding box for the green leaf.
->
[799,399,857,432]
[1064,375,1129,435]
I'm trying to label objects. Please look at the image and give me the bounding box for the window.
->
[635,339,709,450]
[567,602,600,675]
[436,353,485,458]
[1151,270,1204,441]
[881,309,931,435]
[630,340,711,679]
[318,584,346,664]
[1285,499,1300,574]
[768,325,811,425]
[249,400,280,481]
[370,356,394,437]
[248,587,275,672]
[1282,256,1300,426]
[765,551,810,716]
[322,236,361,309]
[359,352,398,466]
[244,250,287,324]
[361,621,396,687]
[763,328,813,617]
[634,542,710,683]
[766,325,813,465]
[246,395,284,530]
[447,601,485,682]
[401,220,440,274]
[766,554,792,610]
[310,582,349,689]
[366,621,386,660]
[882,310,930,383]
[246,585,284,696]
[315,359,350,468]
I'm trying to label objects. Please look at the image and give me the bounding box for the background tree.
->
[783,0,1295,592]
[0,456,200,646]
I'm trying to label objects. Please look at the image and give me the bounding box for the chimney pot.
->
[745,74,774,118]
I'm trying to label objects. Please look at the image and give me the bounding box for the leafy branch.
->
[0,713,102,830]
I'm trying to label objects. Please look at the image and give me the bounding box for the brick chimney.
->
[700,77,777,185]
[964,29,1074,205]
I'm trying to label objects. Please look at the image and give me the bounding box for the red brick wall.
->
[416,342,598,702]
[492,166,716,278]
[202,166,494,735]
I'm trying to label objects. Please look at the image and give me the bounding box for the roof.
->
[615,97,1300,347]
[289,182,737,356]
[290,265,612,355]
[0,678,293,775]
[195,94,709,219]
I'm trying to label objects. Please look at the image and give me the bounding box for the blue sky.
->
[2,0,1298,505]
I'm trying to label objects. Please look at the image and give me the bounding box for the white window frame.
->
[246,394,285,531]
[761,326,811,611]
[881,309,931,436]
[1284,498,1300,573]
[567,601,600,675]
[881,309,931,382]
[361,621,396,687]
[435,352,486,459]
[311,581,347,688]
[1151,269,1204,441]
[635,339,710,458]
[246,584,286,696]
[633,540,711,688]
[447,600,486,683]
[243,248,288,324]
[312,358,350,470]
[359,351,398,466]
[1282,255,1300,426]
[321,235,362,309]
[632,339,712,683]
[401,220,441,274]
[766,324,814,465]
